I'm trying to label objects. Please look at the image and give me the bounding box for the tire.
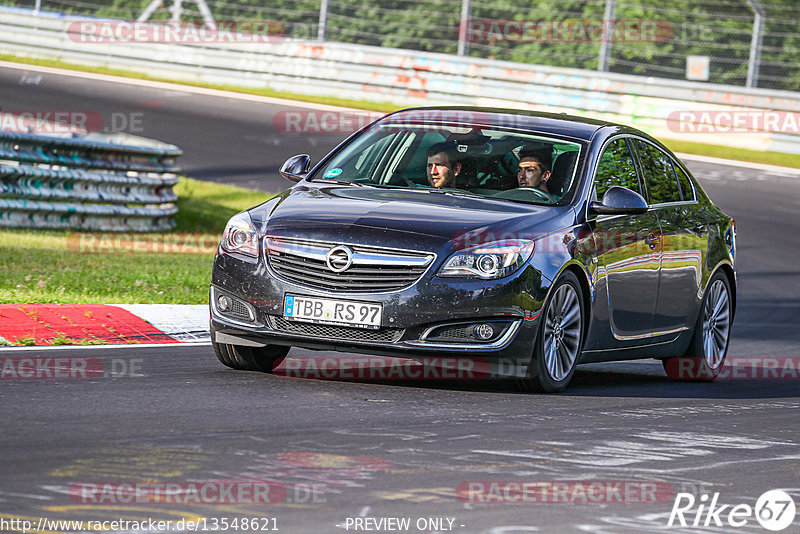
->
[663,272,732,382]
[210,327,289,373]
[211,338,235,368]
[518,271,585,393]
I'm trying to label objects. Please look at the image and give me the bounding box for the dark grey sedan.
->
[209,108,736,392]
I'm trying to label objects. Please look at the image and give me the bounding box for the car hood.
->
[249,183,571,249]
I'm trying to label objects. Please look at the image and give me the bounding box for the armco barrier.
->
[0,127,182,231]
[2,8,800,154]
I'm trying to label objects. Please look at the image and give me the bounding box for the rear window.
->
[674,164,697,202]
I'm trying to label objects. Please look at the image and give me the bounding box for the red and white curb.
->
[0,304,209,347]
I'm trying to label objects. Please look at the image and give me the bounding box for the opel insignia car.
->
[209,107,736,392]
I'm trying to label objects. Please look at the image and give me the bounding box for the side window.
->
[634,140,682,204]
[674,163,697,201]
[594,138,640,199]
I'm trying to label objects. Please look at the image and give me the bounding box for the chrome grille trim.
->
[407,320,522,349]
[268,316,404,343]
[264,237,435,292]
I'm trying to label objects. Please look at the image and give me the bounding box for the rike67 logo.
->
[668,489,796,531]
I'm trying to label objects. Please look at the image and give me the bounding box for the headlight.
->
[438,239,535,279]
[220,212,259,257]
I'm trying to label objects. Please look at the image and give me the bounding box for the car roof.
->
[382,106,622,142]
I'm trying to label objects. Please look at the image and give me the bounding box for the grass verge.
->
[0,177,272,305]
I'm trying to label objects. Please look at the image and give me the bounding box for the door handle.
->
[693,224,706,235]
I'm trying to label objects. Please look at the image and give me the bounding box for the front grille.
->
[265,237,434,292]
[269,316,404,343]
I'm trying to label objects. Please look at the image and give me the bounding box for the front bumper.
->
[210,251,547,378]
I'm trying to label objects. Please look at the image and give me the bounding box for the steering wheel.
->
[492,187,552,202]
[521,187,552,201]
[389,172,420,188]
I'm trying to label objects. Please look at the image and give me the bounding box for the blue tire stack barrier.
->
[0,129,182,231]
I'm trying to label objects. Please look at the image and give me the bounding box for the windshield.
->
[311,120,583,204]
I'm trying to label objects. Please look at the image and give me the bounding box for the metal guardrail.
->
[0,127,182,231]
[2,8,800,155]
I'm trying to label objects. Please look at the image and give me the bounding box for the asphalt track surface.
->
[1,64,799,534]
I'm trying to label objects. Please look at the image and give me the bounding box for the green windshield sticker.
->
[324,168,343,178]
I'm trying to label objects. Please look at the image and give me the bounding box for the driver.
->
[516,147,552,193]
[426,143,462,188]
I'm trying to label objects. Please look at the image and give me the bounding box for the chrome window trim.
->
[647,200,700,209]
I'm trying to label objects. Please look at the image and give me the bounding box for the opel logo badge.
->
[326,245,353,273]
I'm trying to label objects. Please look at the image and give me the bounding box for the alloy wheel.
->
[703,278,730,369]
[543,283,582,381]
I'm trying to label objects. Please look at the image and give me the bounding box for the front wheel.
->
[211,327,289,373]
[663,272,732,381]
[518,271,585,393]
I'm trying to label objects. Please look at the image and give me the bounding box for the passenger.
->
[426,143,462,188]
[516,147,552,193]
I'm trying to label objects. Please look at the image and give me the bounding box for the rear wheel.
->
[518,271,585,393]
[663,272,732,381]
[211,327,289,373]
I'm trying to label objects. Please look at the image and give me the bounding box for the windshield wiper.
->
[312,179,373,187]
[426,189,483,199]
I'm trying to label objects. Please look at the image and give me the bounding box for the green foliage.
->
[16,0,797,90]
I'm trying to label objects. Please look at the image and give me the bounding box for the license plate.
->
[283,295,382,329]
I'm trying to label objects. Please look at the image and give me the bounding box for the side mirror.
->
[280,154,311,182]
[588,186,649,216]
